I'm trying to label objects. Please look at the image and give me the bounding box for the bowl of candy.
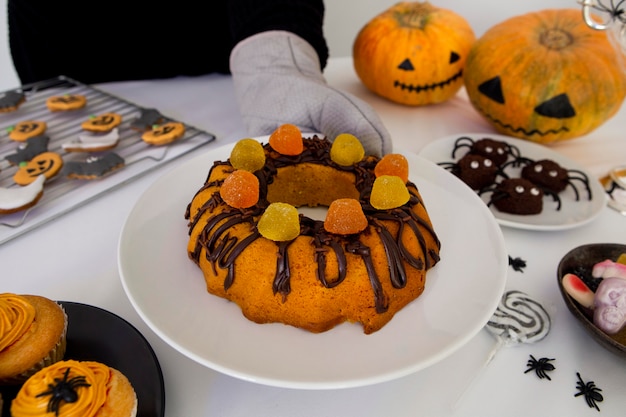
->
[557,243,626,358]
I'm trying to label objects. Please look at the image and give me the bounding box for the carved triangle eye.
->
[449,51,460,64]
[397,58,414,71]
[534,93,576,118]
[478,76,505,104]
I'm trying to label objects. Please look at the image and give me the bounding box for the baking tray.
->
[0,75,215,245]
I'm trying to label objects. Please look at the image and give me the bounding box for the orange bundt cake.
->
[185,125,441,334]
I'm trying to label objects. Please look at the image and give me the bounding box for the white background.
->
[1,0,579,91]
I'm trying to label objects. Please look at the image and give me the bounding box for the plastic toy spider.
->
[451,136,521,167]
[574,372,604,411]
[36,367,91,416]
[506,157,593,200]
[524,355,555,380]
[439,154,505,190]
[480,178,561,215]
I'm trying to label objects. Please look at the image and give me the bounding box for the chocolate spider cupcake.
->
[10,360,137,417]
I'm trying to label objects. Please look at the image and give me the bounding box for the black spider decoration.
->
[574,372,604,411]
[587,0,626,24]
[505,157,592,201]
[36,367,91,416]
[524,355,555,380]
[508,255,527,272]
[451,136,521,167]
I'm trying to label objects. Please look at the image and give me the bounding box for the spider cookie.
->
[8,120,47,142]
[141,121,185,145]
[13,152,64,185]
[0,90,25,112]
[5,135,50,165]
[81,112,122,132]
[64,152,125,180]
[62,128,120,152]
[46,94,87,111]
[0,176,46,215]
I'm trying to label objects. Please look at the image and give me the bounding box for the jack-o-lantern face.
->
[13,152,64,185]
[353,2,475,106]
[464,9,626,144]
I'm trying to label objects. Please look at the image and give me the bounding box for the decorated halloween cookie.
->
[13,152,64,185]
[130,108,164,131]
[62,128,120,152]
[141,121,185,145]
[0,175,46,215]
[8,120,47,142]
[46,94,87,111]
[0,90,26,112]
[5,135,50,165]
[64,153,125,179]
[81,112,122,132]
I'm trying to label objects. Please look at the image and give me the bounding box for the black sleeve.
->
[227,0,329,69]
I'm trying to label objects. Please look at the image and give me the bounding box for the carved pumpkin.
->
[464,8,626,143]
[353,2,475,106]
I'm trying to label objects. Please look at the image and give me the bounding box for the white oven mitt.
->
[230,31,392,156]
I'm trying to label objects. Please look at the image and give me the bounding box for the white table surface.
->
[3,56,626,416]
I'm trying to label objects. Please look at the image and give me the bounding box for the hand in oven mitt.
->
[230,31,392,157]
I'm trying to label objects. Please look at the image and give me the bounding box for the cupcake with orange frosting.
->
[11,359,137,417]
[0,293,67,385]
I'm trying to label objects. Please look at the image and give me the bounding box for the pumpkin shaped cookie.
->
[141,121,185,145]
[8,120,47,142]
[81,112,123,132]
[46,94,87,111]
[13,152,64,185]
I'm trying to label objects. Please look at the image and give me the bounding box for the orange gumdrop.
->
[220,170,259,208]
[324,198,368,235]
[269,124,304,155]
[375,154,409,183]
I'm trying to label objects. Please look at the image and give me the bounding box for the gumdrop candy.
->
[324,199,368,235]
[230,138,266,172]
[269,124,303,155]
[330,133,365,166]
[370,175,410,210]
[220,170,259,208]
[257,202,300,241]
[375,154,409,183]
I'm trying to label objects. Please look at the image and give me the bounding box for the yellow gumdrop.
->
[257,202,300,241]
[324,198,368,235]
[330,133,365,166]
[230,138,266,172]
[617,253,626,265]
[370,175,410,210]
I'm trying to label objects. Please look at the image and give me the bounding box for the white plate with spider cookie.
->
[419,133,607,231]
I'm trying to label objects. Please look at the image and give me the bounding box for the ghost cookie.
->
[0,175,45,215]
[141,121,185,145]
[62,128,120,152]
[0,90,25,112]
[81,112,122,132]
[64,153,125,180]
[8,120,47,142]
[5,135,50,165]
[13,152,64,185]
[46,94,87,111]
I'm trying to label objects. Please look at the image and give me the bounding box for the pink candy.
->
[592,259,626,280]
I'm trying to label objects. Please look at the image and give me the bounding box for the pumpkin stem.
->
[540,29,574,50]
[393,2,435,30]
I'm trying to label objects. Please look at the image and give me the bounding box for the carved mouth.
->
[393,69,463,93]
[473,103,571,137]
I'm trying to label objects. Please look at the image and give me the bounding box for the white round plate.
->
[419,133,607,231]
[118,139,507,389]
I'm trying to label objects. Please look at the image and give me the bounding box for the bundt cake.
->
[185,126,441,334]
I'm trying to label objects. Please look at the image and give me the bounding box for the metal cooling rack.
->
[0,75,215,245]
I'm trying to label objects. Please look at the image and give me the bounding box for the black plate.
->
[1,301,165,416]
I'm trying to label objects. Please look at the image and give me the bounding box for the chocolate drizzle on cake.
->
[186,137,441,316]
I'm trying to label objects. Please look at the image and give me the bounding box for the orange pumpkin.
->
[464,8,626,143]
[353,2,475,106]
